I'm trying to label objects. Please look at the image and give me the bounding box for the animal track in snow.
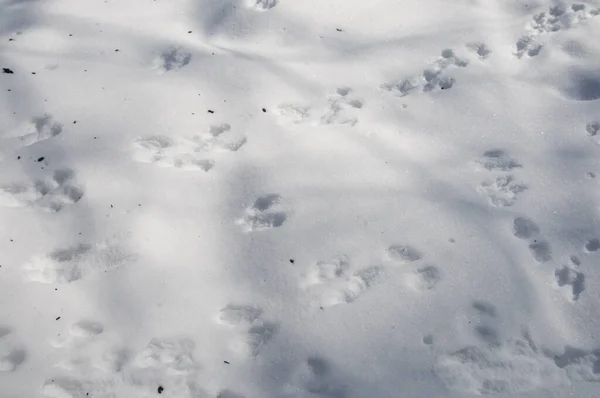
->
[286,357,346,398]
[70,320,105,338]
[513,216,540,240]
[435,311,600,393]
[555,265,585,301]
[197,124,247,152]
[0,169,83,212]
[466,42,492,59]
[46,324,203,396]
[584,238,600,252]
[301,255,380,308]
[134,125,245,171]
[552,253,586,302]
[0,328,26,372]
[301,255,351,288]
[275,87,362,127]
[133,338,197,373]
[247,0,277,11]
[230,323,277,358]
[470,301,501,344]
[218,304,262,326]
[21,114,63,144]
[515,4,600,58]
[134,135,214,171]
[423,334,434,345]
[383,48,469,96]
[477,149,521,171]
[478,175,527,207]
[274,104,310,124]
[386,244,423,264]
[322,266,380,307]
[511,217,571,299]
[50,320,105,349]
[587,121,600,143]
[515,36,544,58]
[0,114,63,160]
[403,265,442,291]
[320,87,364,126]
[50,320,128,375]
[561,69,600,101]
[217,304,277,357]
[472,300,497,318]
[383,245,441,292]
[510,216,554,264]
[153,47,192,74]
[476,150,527,207]
[553,345,600,382]
[236,194,287,232]
[23,241,133,284]
[528,239,552,263]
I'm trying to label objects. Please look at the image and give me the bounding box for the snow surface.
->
[1,0,600,397]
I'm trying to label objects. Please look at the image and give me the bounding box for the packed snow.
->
[1,0,600,397]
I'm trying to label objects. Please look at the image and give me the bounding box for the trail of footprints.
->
[134,124,246,171]
[383,42,492,97]
[432,145,600,394]
[275,3,598,124]
[383,48,469,96]
[276,44,491,127]
[301,244,441,309]
[44,319,248,398]
[4,8,600,398]
[511,214,596,302]
[515,3,600,58]
[38,306,600,397]
[277,45,490,125]
[474,132,600,302]
[42,314,339,398]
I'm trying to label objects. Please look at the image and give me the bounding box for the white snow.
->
[1,0,600,397]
